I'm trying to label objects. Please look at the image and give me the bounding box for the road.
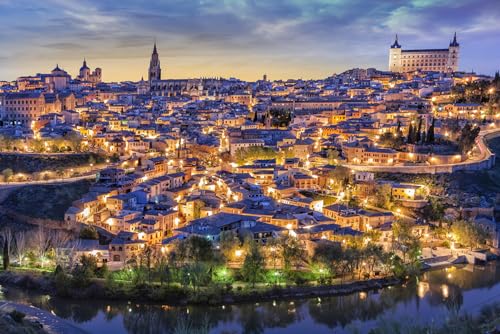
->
[364,204,416,223]
[343,126,500,174]
[0,173,96,189]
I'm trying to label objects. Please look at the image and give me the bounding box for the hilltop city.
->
[0,33,499,311]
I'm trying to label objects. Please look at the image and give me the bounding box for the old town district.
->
[0,39,499,287]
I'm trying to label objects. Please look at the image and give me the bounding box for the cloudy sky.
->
[0,0,499,82]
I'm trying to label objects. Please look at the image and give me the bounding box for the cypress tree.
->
[407,124,414,144]
[427,118,435,144]
[416,117,422,143]
[3,239,9,270]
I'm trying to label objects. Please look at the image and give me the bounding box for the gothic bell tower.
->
[148,42,161,83]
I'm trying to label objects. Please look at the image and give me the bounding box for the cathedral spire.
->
[391,34,401,48]
[450,32,459,47]
[149,42,161,82]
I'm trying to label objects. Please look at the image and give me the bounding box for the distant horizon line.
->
[1,66,497,85]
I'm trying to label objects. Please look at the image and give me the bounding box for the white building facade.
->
[389,33,459,73]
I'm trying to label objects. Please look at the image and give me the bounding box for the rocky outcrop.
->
[0,309,48,334]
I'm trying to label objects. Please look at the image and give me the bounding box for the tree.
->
[426,118,435,144]
[219,230,241,262]
[269,108,292,127]
[53,265,72,296]
[64,132,82,152]
[416,117,423,143]
[14,231,30,267]
[234,146,278,165]
[457,123,480,154]
[326,149,340,165]
[2,168,13,182]
[375,183,393,210]
[241,239,264,287]
[34,226,52,267]
[71,254,98,288]
[422,197,445,222]
[1,228,15,270]
[279,235,306,273]
[141,245,155,283]
[363,244,385,277]
[79,226,99,240]
[155,253,172,286]
[338,246,361,282]
[379,132,404,150]
[313,241,342,280]
[451,220,489,250]
[176,235,216,264]
[2,234,10,270]
[407,124,414,144]
[392,221,421,265]
[88,155,96,165]
[327,166,351,192]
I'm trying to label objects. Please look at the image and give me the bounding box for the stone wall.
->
[343,129,499,174]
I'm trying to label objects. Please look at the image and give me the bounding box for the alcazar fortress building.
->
[389,33,459,73]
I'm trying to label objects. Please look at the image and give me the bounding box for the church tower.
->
[389,34,402,72]
[79,58,90,81]
[148,43,161,83]
[448,32,460,72]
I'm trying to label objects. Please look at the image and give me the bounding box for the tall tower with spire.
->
[389,34,402,72]
[79,58,90,81]
[448,32,460,72]
[148,43,161,83]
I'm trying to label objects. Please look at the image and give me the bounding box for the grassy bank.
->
[0,153,105,174]
[448,136,500,194]
[0,269,400,307]
[0,180,91,220]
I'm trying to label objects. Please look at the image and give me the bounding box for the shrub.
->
[79,226,99,240]
[9,310,26,323]
[54,268,71,296]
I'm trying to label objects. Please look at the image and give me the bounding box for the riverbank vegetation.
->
[0,221,423,305]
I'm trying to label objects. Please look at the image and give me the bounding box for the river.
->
[1,263,500,333]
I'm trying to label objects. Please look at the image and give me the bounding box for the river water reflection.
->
[2,263,500,334]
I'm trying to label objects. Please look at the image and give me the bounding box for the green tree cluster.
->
[234,146,278,165]
[457,123,481,154]
[450,220,489,250]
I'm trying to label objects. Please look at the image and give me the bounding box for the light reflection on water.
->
[1,263,500,334]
